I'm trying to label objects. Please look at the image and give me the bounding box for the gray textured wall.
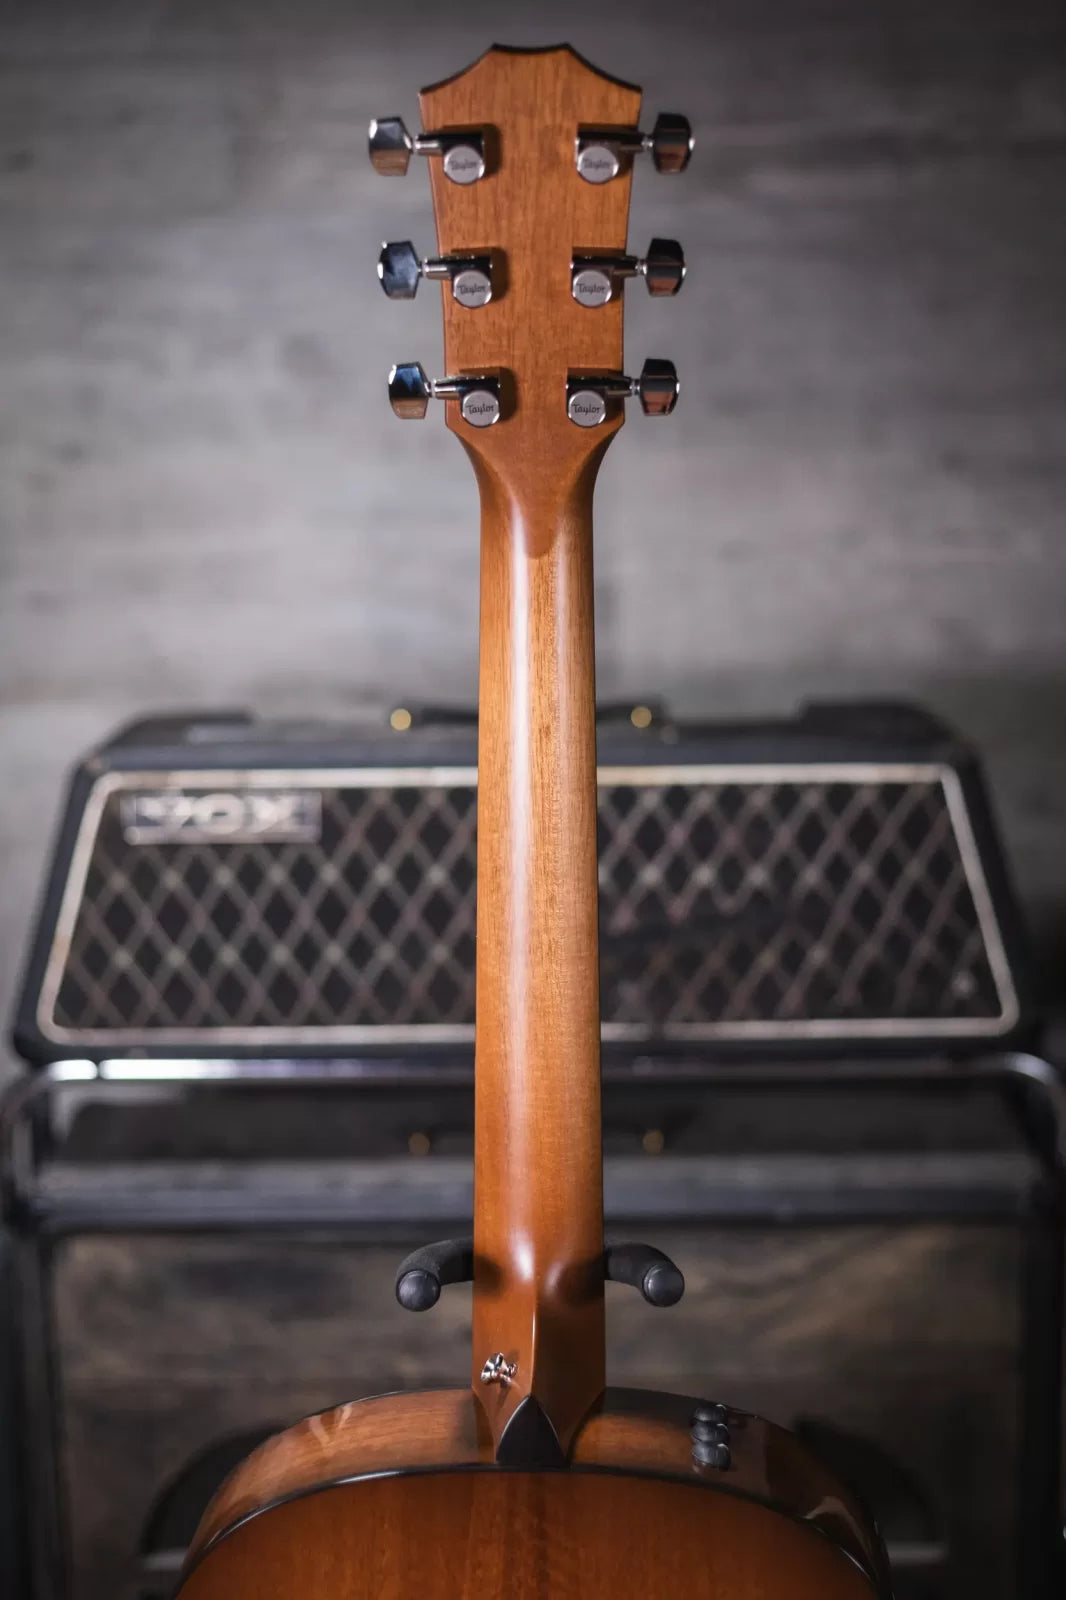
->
[2,0,1065,1054]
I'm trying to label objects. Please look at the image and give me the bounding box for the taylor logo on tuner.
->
[121,789,322,845]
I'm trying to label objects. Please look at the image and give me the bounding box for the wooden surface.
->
[419,47,648,1452]
[182,1386,886,1590]
[421,44,637,421]
[181,1471,874,1600]
[467,447,608,1451]
[189,1389,488,1554]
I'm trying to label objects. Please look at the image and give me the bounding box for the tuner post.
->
[378,241,495,309]
[388,362,502,428]
[575,112,693,183]
[566,359,680,427]
[369,117,487,184]
[571,238,685,308]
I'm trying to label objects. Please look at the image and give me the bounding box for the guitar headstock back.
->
[372,44,689,500]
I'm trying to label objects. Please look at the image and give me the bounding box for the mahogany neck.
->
[471,452,607,1456]
[416,38,641,1467]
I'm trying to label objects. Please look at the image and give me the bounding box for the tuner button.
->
[379,245,494,308]
[450,265,493,309]
[456,384,500,428]
[388,361,432,419]
[389,366,502,427]
[567,362,679,426]
[576,140,621,185]
[571,264,615,309]
[368,116,413,176]
[575,115,693,183]
[369,122,487,184]
[378,240,422,299]
[642,238,686,296]
[567,387,609,428]
[441,139,486,185]
[636,358,680,416]
[648,113,694,174]
[571,240,686,308]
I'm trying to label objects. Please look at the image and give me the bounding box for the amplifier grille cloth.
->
[47,770,1003,1039]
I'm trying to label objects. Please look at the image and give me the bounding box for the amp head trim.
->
[27,758,1021,1056]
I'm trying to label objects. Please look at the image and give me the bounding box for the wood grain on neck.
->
[420,47,640,1451]
[471,445,605,1452]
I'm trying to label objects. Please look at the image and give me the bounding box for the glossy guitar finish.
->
[181,1389,888,1597]
[424,46,636,1455]
[177,42,892,1600]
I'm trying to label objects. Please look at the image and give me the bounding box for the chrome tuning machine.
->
[571,238,685,308]
[566,359,679,427]
[388,362,501,428]
[575,113,692,184]
[368,117,487,185]
[378,241,495,309]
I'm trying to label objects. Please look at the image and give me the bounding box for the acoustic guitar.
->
[177,44,892,1600]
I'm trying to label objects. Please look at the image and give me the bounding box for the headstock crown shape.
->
[372,44,688,505]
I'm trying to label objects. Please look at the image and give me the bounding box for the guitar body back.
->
[179,1390,888,1599]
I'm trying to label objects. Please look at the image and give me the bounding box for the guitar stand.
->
[395,1237,684,1312]
[1,1049,1063,1600]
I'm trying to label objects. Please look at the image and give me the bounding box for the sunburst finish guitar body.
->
[177,44,892,1600]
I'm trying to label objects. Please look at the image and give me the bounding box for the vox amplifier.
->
[12,701,1031,1063]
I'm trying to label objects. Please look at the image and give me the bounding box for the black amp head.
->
[12,701,1033,1066]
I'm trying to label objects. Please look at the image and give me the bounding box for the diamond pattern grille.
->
[50,773,1003,1038]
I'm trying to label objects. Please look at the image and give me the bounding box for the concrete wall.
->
[2,0,1065,1055]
